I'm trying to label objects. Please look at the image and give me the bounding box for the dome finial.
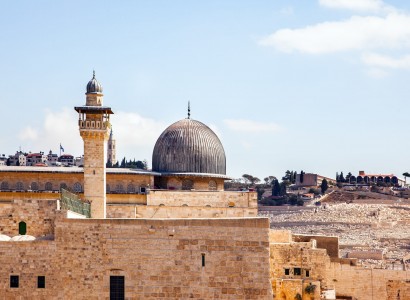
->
[93,70,95,78]
[187,101,191,119]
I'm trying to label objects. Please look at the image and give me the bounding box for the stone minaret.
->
[75,71,113,218]
[107,129,117,166]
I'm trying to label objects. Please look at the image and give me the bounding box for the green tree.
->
[106,159,113,168]
[300,170,305,183]
[339,171,345,183]
[279,182,287,196]
[321,178,328,194]
[120,157,126,168]
[272,179,281,196]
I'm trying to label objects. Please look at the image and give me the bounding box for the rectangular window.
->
[284,268,290,275]
[110,276,124,300]
[202,253,206,267]
[305,270,310,277]
[294,268,301,276]
[37,276,45,288]
[10,275,19,288]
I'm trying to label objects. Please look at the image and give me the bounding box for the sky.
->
[1,0,410,181]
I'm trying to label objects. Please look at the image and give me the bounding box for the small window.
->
[1,181,9,190]
[16,182,24,191]
[116,184,124,193]
[45,182,53,191]
[31,182,39,191]
[73,182,82,193]
[10,275,19,288]
[60,183,67,190]
[110,276,124,300]
[19,221,27,235]
[284,268,290,275]
[305,270,310,277]
[37,276,45,288]
[294,268,301,276]
[127,184,135,193]
[202,253,206,267]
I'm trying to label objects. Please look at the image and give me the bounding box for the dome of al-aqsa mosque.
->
[152,118,226,175]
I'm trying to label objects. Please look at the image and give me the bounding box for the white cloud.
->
[17,108,166,166]
[112,112,165,163]
[259,13,410,54]
[362,52,410,69]
[19,108,82,155]
[319,0,388,12]
[224,119,281,133]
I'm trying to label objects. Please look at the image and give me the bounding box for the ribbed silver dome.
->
[152,119,226,175]
[86,71,103,94]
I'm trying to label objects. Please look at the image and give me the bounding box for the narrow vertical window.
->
[10,275,19,288]
[110,276,124,300]
[202,253,206,267]
[37,276,45,288]
[19,221,26,235]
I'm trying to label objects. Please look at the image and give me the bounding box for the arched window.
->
[182,179,193,190]
[60,183,67,191]
[209,180,217,191]
[106,184,111,193]
[16,182,24,191]
[0,182,9,190]
[127,184,135,193]
[45,182,53,191]
[18,221,26,235]
[116,184,124,193]
[31,182,39,191]
[73,182,82,193]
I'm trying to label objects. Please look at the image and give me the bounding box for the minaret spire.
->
[93,70,95,78]
[187,101,191,119]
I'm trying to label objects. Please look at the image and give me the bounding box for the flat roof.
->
[0,166,160,176]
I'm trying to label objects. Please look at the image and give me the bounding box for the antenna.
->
[187,101,191,119]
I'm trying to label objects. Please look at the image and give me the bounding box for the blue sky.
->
[1,0,410,180]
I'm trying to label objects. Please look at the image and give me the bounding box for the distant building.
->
[353,171,405,186]
[8,151,26,166]
[47,150,59,166]
[0,155,7,166]
[58,154,74,166]
[107,129,117,166]
[295,173,334,187]
[26,152,47,166]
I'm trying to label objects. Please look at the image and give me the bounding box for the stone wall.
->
[136,205,257,218]
[0,199,57,237]
[0,170,152,194]
[293,234,339,258]
[0,217,273,299]
[147,190,257,208]
[154,176,225,191]
[269,229,410,300]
